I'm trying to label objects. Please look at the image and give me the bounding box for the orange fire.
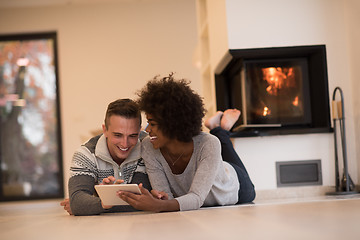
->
[262,67,296,95]
[263,106,270,116]
[292,96,299,106]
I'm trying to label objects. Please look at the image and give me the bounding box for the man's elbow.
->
[69,196,103,216]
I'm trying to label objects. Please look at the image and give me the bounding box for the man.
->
[60,99,150,215]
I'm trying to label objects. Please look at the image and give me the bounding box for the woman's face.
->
[145,113,170,149]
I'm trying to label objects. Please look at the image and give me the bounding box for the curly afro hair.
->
[136,74,206,142]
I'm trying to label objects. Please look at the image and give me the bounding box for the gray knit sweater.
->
[68,134,150,215]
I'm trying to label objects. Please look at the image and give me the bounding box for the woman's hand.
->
[151,189,169,200]
[117,183,161,212]
[117,184,180,212]
[101,176,124,185]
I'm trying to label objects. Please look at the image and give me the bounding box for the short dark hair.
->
[104,98,141,129]
[136,74,205,142]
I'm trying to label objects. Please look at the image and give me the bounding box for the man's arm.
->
[130,172,152,191]
[69,175,139,215]
[68,175,105,216]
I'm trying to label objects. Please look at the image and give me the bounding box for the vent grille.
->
[276,160,322,187]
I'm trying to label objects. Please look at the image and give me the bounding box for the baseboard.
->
[254,185,360,203]
[254,186,335,202]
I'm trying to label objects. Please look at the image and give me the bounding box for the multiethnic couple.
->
[61,73,255,215]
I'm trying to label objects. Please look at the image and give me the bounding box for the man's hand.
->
[60,198,73,215]
[99,176,123,209]
[101,176,124,185]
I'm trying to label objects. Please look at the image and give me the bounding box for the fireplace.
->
[215,45,332,137]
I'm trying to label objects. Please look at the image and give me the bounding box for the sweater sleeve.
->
[130,172,152,191]
[68,175,105,215]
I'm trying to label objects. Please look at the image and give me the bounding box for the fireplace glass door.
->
[244,58,312,126]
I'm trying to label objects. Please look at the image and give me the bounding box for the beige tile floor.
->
[1,194,360,240]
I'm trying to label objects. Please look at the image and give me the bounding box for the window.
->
[0,32,63,201]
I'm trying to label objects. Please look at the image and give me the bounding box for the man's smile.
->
[118,146,130,151]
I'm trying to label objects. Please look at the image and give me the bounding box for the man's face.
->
[102,115,140,164]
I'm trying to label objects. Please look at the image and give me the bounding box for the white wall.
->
[0,0,200,197]
[223,0,358,190]
[344,0,360,190]
[1,0,358,196]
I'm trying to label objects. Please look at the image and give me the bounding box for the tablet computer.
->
[94,184,141,206]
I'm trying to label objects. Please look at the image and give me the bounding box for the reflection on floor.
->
[1,194,360,240]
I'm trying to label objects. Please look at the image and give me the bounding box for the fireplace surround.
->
[215,45,332,137]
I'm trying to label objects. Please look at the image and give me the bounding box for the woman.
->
[117,74,255,212]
